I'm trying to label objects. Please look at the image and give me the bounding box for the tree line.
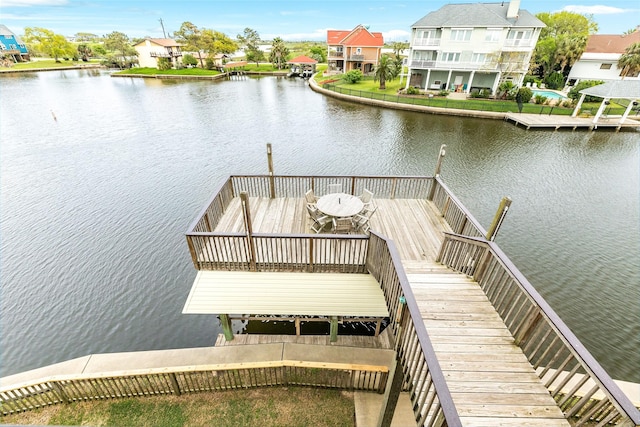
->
[17,13,640,78]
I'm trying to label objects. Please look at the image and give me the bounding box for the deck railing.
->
[186,175,486,272]
[0,348,389,415]
[437,232,640,426]
[368,232,462,427]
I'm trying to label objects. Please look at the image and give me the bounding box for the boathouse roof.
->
[287,55,318,64]
[580,80,640,100]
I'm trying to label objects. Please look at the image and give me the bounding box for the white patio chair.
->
[353,206,377,234]
[328,183,342,194]
[307,204,331,233]
[305,189,318,206]
[332,217,353,234]
[359,189,374,209]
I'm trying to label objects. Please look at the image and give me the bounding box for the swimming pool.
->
[531,89,567,100]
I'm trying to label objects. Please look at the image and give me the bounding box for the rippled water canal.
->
[1,70,638,382]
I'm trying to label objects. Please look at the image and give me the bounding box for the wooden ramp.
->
[403,260,570,427]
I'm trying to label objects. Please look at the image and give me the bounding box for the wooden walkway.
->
[212,196,570,426]
[505,112,640,130]
[404,260,568,426]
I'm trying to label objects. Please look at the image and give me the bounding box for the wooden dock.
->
[207,195,570,426]
[505,112,640,130]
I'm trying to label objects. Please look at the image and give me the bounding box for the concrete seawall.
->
[308,77,507,121]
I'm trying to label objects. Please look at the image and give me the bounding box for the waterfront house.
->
[326,25,384,75]
[406,0,544,95]
[133,38,183,69]
[0,24,29,62]
[567,28,640,84]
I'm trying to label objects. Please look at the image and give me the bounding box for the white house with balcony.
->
[406,0,544,95]
[133,38,183,69]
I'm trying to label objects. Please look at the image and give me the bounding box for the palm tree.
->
[269,37,289,70]
[618,42,640,79]
[373,54,395,90]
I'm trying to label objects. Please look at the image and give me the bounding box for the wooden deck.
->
[505,112,640,130]
[216,196,450,261]
[210,196,570,426]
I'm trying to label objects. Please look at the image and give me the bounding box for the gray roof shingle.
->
[412,3,545,28]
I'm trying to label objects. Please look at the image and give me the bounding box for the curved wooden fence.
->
[437,232,640,426]
[0,344,391,416]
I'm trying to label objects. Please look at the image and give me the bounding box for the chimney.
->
[507,0,520,19]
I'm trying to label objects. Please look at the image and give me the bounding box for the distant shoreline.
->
[0,64,105,74]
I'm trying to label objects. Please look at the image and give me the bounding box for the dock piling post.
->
[220,314,234,341]
[267,143,275,199]
[427,144,446,201]
[486,196,512,241]
[330,316,339,342]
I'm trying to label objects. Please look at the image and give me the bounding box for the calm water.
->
[1,70,638,382]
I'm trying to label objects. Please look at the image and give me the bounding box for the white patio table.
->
[316,193,364,218]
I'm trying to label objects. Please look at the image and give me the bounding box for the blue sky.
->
[1,0,639,41]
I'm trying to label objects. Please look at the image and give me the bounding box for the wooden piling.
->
[486,196,512,241]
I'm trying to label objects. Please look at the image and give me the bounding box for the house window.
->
[450,29,472,42]
[472,53,487,64]
[600,63,612,70]
[441,52,461,62]
[506,30,532,46]
[485,29,502,42]
[356,47,362,54]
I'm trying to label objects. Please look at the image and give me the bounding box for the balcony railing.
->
[504,39,534,49]
[150,51,182,58]
[348,54,365,61]
[412,38,441,47]
[328,51,344,58]
[410,59,499,71]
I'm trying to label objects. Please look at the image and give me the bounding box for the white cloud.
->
[562,5,627,15]
[2,0,68,6]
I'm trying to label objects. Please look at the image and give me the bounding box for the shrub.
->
[438,89,450,97]
[568,80,604,102]
[343,69,364,84]
[497,81,516,99]
[406,86,420,95]
[544,72,565,90]
[205,57,215,70]
[182,54,198,67]
[157,57,172,70]
[533,94,548,104]
[516,87,533,104]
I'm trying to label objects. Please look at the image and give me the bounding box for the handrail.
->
[437,232,640,426]
[368,231,462,426]
[431,176,487,238]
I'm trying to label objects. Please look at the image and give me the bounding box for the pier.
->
[2,152,639,425]
[505,112,640,131]
[179,166,640,426]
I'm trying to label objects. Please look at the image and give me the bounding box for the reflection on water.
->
[1,70,638,382]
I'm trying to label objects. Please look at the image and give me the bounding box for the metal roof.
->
[183,271,389,317]
[412,3,544,28]
[579,80,640,100]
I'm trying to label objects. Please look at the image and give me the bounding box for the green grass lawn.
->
[313,74,634,116]
[113,67,222,76]
[0,59,101,70]
[1,387,355,427]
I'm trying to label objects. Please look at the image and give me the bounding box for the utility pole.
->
[159,18,167,38]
